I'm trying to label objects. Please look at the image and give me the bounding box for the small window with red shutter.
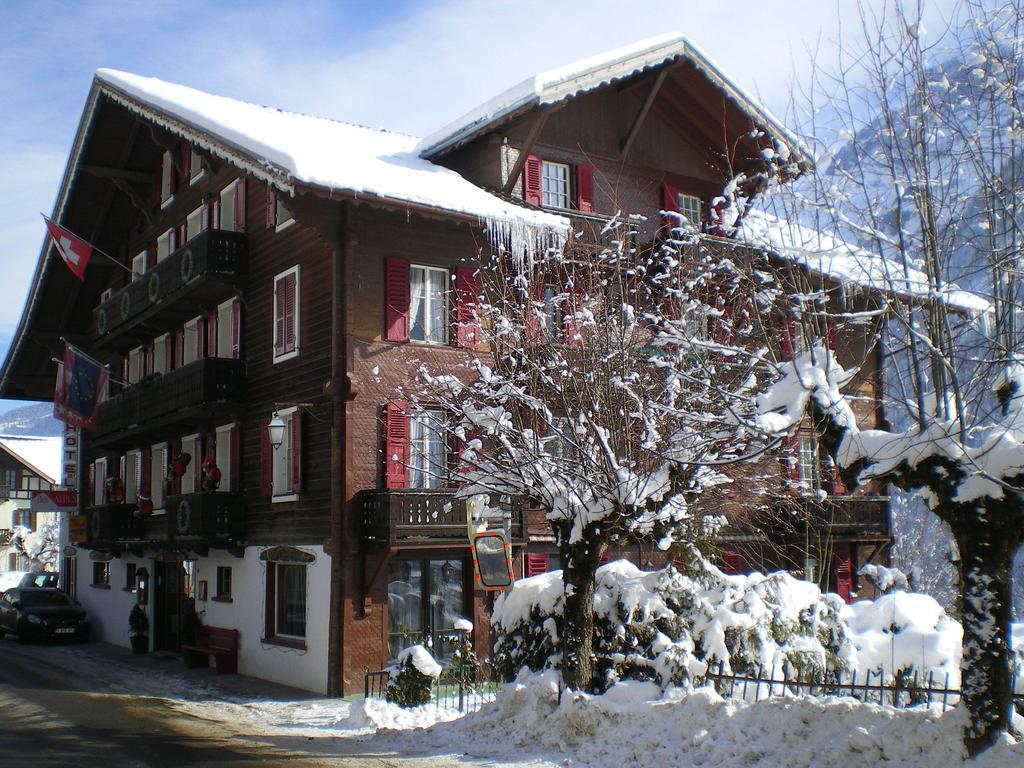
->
[273,266,300,362]
[525,553,549,578]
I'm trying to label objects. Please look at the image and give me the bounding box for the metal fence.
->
[365,660,503,714]
[707,661,1024,713]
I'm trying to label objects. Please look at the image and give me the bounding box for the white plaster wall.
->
[72,554,148,648]
[194,546,332,694]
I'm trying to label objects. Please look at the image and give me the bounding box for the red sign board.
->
[31,490,78,513]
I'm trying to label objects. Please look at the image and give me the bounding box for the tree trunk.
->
[953,511,1020,757]
[559,533,607,692]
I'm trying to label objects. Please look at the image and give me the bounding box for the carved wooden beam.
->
[78,164,151,185]
[620,68,669,160]
[502,106,561,195]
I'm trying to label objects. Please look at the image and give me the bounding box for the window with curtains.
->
[676,193,702,227]
[156,228,174,261]
[541,161,571,208]
[409,408,447,489]
[409,265,448,344]
[185,205,206,243]
[153,334,168,375]
[273,266,300,362]
[272,410,296,499]
[799,434,821,490]
[183,317,202,366]
[274,563,306,638]
[387,558,467,662]
[215,423,239,492]
[218,180,243,232]
[215,298,241,359]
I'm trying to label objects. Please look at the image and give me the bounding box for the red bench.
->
[181,625,239,675]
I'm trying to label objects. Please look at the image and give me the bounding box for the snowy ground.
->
[20,640,1023,767]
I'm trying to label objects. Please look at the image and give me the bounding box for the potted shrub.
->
[129,603,149,654]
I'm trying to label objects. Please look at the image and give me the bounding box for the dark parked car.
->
[0,588,91,643]
[19,572,59,589]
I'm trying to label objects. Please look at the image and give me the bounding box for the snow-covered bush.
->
[493,559,852,691]
[386,645,441,708]
[493,559,965,693]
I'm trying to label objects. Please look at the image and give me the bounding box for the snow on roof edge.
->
[0,436,62,485]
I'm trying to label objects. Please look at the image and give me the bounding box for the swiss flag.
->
[42,215,92,281]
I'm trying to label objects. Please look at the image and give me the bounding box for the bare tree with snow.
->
[412,218,785,692]
[758,0,1024,753]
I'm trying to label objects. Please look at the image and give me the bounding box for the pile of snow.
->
[400,671,1021,768]
[493,559,965,690]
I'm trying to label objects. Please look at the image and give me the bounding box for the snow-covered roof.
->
[417,34,811,164]
[0,436,61,485]
[94,69,568,241]
[737,209,990,314]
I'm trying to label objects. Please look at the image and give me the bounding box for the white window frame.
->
[128,346,143,385]
[219,181,239,232]
[216,298,235,359]
[409,408,447,489]
[275,195,295,233]
[181,433,200,493]
[99,287,113,305]
[541,161,571,209]
[93,458,107,506]
[153,333,169,376]
[124,449,142,504]
[131,250,147,281]
[409,264,448,345]
[677,193,702,228]
[271,407,299,503]
[272,266,300,364]
[156,229,174,262]
[150,444,166,512]
[215,422,237,492]
[799,434,820,490]
[189,149,204,184]
[183,316,202,366]
[186,205,206,243]
[160,151,174,208]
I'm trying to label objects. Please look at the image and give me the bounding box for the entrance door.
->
[386,557,466,662]
[153,561,183,651]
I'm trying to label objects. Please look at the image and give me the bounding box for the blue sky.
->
[0,0,960,414]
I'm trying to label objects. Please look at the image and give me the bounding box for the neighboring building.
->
[0,436,61,572]
[0,35,891,695]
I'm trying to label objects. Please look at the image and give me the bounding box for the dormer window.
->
[542,161,571,209]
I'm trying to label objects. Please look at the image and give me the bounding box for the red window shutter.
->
[284,274,296,353]
[833,546,853,602]
[206,310,218,357]
[259,418,272,497]
[562,282,585,346]
[524,279,544,345]
[722,550,744,575]
[266,186,276,229]
[781,315,796,360]
[384,402,409,489]
[148,243,157,269]
[576,164,595,213]
[385,258,410,342]
[455,267,480,349]
[523,154,543,206]
[291,411,302,493]
[661,183,679,213]
[274,276,286,354]
[785,433,801,484]
[231,298,241,359]
[230,424,241,492]
[235,179,246,232]
[525,554,549,577]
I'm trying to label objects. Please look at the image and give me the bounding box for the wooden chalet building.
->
[0,436,60,573]
[0,35,892,695]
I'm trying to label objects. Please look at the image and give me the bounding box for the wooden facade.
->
[0,43,887,695]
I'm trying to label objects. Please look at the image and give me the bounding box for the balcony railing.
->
[798,495,890,535]
[361,489,526,547]
[92,228,247,349]
[92,357,244,446]
[84,493,244,548]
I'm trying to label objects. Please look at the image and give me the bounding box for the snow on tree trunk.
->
[559,528,607,691]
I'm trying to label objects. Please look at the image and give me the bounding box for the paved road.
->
[0,638,502,767]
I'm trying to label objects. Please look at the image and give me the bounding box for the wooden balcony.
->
[91,228,247,350]
[84,493,244,550]
[92,357,244,447]
[360,489,526,548]
[799,495,890,537]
